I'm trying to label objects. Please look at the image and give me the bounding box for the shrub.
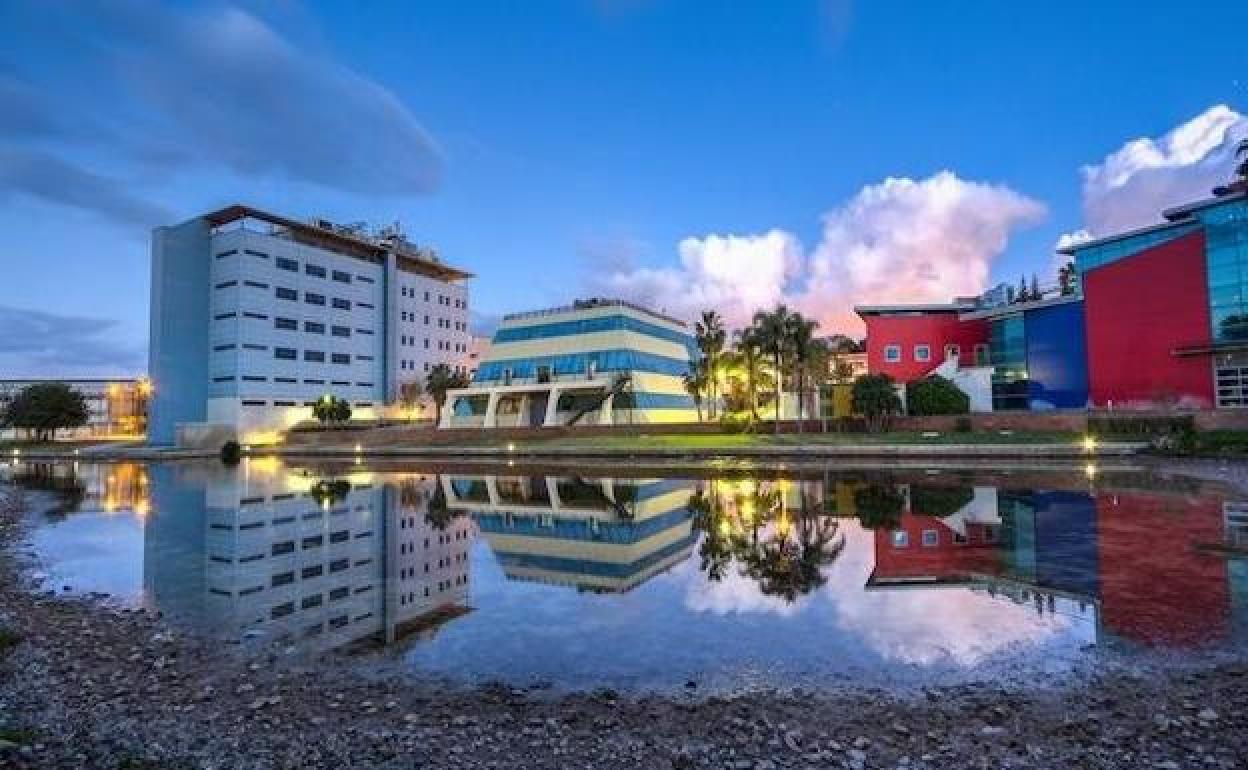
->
[220,440,242,465]
[854,483,905,530]
[1087,415,1194,437]
[852,374,902,432]
[906,375,969,416]
[313,396,353,424]
[719,413,756,434]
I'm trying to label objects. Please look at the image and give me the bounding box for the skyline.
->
[1,0,1247,378]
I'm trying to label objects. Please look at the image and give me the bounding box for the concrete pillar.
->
[483,391,501,429]
[438,397,455,429]
[547,477,561,511]
[543,387,562,426]
[599,392,614,426]
[486,477,500,507]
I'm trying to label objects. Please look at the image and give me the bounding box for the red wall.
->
[871,515,1002,582]
[1083,232,1214,407]
[862,313,989,383]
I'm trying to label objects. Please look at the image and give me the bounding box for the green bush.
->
[909,484,974,518]
[313,396,353,424]
[719,413,757,434]
[1087,415,1194,437]
[852,374,902,432]
[906,375,969,416]
[220,440,242,466]
[854,483,905,530]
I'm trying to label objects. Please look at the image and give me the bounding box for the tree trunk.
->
[797,368,805,434]
[773,349,782,436]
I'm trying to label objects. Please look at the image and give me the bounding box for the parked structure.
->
[0,378,149,439]
[858,188,1248,411]
[439,299,699,428]
[148,205,473,445]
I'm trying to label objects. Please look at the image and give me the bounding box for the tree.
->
[1,382,88,441]
[397,379,425,418]
[313,395,352,424]
[425,364,470,425]
[1057,261,1078,296]
[694,310,727,419]
[854,483,905,531]
[851,373,902,432]
[731,326,770,420]
[752,305,793,434]
[787,313,821,432]
[682,359,709,422]
[906,375,970,416]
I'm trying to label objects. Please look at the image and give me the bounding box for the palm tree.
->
[752,305,792,434]
[425,364,470,425]
[695,310,727,419]
[732,327,767,420]
[682,359,709,422]
[787,313,820,433]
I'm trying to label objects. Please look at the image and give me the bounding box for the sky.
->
[1,0,1246,378]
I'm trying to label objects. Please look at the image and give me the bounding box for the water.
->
[5,458,1247,693]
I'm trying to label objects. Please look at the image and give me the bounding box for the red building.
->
[855,304,989,383]
[867,513,1002,587]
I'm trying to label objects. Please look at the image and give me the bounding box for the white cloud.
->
[588,172,1044,333]
[1067,105,1247,239]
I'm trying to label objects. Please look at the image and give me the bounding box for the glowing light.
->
[506,443,515,452]
[1085,463,1098,480]
[134,500,150,517]
[10,449,19,457]
[1081,436,1098,453]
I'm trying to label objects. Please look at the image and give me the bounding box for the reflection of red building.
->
[1095,492,1230,647]
[868,514,1002,585]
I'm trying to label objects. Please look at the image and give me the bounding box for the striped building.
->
[440,298,699,428]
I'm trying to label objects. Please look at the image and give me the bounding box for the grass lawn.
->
[493,431,1090,450]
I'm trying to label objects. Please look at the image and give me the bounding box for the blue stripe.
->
[474,506,693,544]
[494,314,696,354]
[474,349,692,382]
[492,532,698,579]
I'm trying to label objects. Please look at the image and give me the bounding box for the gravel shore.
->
[3,483,1248,769]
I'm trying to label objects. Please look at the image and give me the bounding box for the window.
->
[214,280,237,289]
[357,302,374,309]
[329,558,349,573]
[213,344,236,351]
[944,344,960,361]
[274,347,297,360]
[921,529,940,547]
[244,249,268,259]
[304,350,325,362]
[305,292,325,306]
[275,317,297,330]
[275,287,297,301]
[214,312,236,320]
[302,535,324,549]
[242,344,267,350]
[332,298,351,310]
[331,326,350,338]
[974,344,990,366]
[914,344,931,362]
[331,353,351,365]
[272,572,294,587]
[884,345,901,363]
[271,603,295,619]
[243,280,268,289]
[356,275,374,284]
[242,312,268,320]
[305,264,326,278]
[301,565,323,579]
[214,249,238,259]
[304,321,325,334]
[272,541,295,556]
[332,270,351,283]
[890,531,909,548]
[276,257,298,272]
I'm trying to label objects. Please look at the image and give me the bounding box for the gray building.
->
[149,205,473,445]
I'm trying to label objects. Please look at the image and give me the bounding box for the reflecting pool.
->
[5,458,1247,692]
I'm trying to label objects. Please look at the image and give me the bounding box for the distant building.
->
[439,298,699,428]
[0,378,149,439]
[466,335,491,379]
[148,205,473,445]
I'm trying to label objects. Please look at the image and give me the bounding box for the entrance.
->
[528,393,549,426]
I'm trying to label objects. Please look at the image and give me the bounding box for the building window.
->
[275,317,297,330]
[304,321,325,334]
[921,529,939,547]
[914,344,930,362]
[275,287,297,301]
[274,348,297,360]
[276,257,298,272]
[304,350,325,362]
[305,264,326,278]
[332,270,351,283]
[944,344,960,361]
[884,345,901,363]
[332,298,351,310]
[305,292,325,306]
[890,531,909,548]
[331,326,350,338]
[331,353,351,365]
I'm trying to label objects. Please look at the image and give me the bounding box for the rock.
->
[1197,708,1218,722]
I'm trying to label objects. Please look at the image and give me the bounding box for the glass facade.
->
[474,349,690,382]
[493,315,697,355]
[1201,200,1248,344]
[989,315,1028,411]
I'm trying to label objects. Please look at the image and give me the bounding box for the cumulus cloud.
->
[1065,105,1248,240]
[588,172,1044,332]
[0,305,145,376]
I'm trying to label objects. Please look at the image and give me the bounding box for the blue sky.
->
[1,0,1246,376]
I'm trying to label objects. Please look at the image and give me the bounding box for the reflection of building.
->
[444,475,696,592]
[148,205,473,445]
[440,298,699,428]
[0,378,149,439]
[143,463,471,652]
[863,480,1246,649]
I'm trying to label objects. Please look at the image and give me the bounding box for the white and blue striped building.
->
[439,299,699,428]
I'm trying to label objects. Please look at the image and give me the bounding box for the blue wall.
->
[148,218,210,444]
[1030,490,1099,598]
[1025,301,1089,409]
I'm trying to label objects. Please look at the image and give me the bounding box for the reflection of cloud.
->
[825,525,1071,666]
[680,558,807,618]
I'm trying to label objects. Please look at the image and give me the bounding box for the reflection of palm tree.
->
[688,480,845,602]
[425,476,462,531]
